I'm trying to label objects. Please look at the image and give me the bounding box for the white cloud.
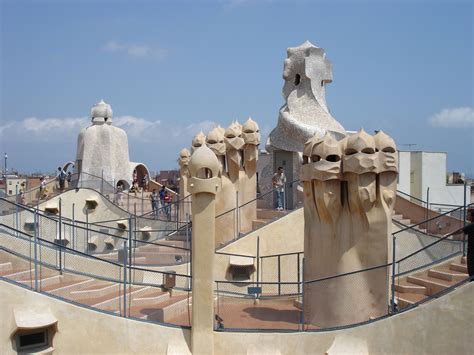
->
[104,40,167,59]
[429,107,474,128]
[0,115,221,146]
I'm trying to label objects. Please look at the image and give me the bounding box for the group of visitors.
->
[132,170,149,193]
[150,185,173,219]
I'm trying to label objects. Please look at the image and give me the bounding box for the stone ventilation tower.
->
[265,41,347,208]
[187,145,220,355]
[74,100,148,189]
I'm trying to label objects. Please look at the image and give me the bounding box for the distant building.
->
[155,170,179,189]
[3,175,26,196]
[397,151,469,209]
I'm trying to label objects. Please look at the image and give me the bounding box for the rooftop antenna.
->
[401,144,417,150]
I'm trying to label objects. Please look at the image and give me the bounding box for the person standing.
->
[150,189,158,217]
[272,166,286,210]
[462,209,474,281]
[57,167,66,191]
[142,174,149,192]
[164,191,173,220]
[159,185,166,212]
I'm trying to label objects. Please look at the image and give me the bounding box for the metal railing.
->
[0,198,191,268]
[214,202,472,332]
[0,221,192,328]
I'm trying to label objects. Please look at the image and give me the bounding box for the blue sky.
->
[1,0,473,176]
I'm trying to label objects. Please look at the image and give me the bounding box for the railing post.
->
[426,187,430,233]
[297,252,301,295]
[123,241,128,317]
[283,183,287,211]
[101,169,104,194]
[463,181,467,257]
[141,189,144,215]
[127,191,130,212]
[59,197,63,274]
[33,208,38,291]
[72,203,75,250]
[277,254,281,295]
[301,257,304,331]
[256,236,260,293]
[86,208,89,254]
[391,234,397,314]
[176,197,180,232]
[235,191,239,239]
[15,185,19,236]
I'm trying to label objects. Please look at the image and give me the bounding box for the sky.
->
[1,0,473,177]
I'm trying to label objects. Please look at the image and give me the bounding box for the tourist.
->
[142,173,149,192]
[159,185,166,211]
[164,191,173,219]
[150,189,158,217]
[66,171,72,187]
[132,169,138,185]
[57,167,67,191]
[116,184,124,206]
[453,209,474,281]
[39,177,46,199]
[272,166,286,210]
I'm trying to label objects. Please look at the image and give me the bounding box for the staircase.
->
[394,256,468,308]
[0,250,192,326]
[392,213,427,233]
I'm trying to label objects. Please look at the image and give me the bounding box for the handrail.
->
[304,263,390,284]
[392,203,472,236]
[215,251,256,259]
[395,228,464,264]
[260,250,303,259]
[396,190,426,205]
[0,223,122,267]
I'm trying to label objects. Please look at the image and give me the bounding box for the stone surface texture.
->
[302,129,398,328]
[268,41,346,153]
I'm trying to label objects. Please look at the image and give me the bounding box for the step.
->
[392,215,411,225]
[19,275,62,288]
[41,277,91,292]
[0,262,12,273]
[2,268,35,281]
[49,279,96,297]
[256,208,286,220]
[70,282,118,298]
[450,262,467,273]
[407,274,453,295]
[393,280,427,295]
[395,291,427,308]
[461,256,466,265]
[429,265,468,282]
[93,286,147,311]
[252,219,270,230]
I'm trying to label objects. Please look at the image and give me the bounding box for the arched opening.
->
[116,179,130,191]
[132,164,150,187]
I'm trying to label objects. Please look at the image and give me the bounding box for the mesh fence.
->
[260,252,303,293]
[0,222,192,326]
[215,281,302,331]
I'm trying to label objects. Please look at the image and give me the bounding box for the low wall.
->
[1,277,472,354]
[0,281,190,354]
[215,282,474,354]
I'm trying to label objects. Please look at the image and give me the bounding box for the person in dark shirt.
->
[462,209,474,280]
